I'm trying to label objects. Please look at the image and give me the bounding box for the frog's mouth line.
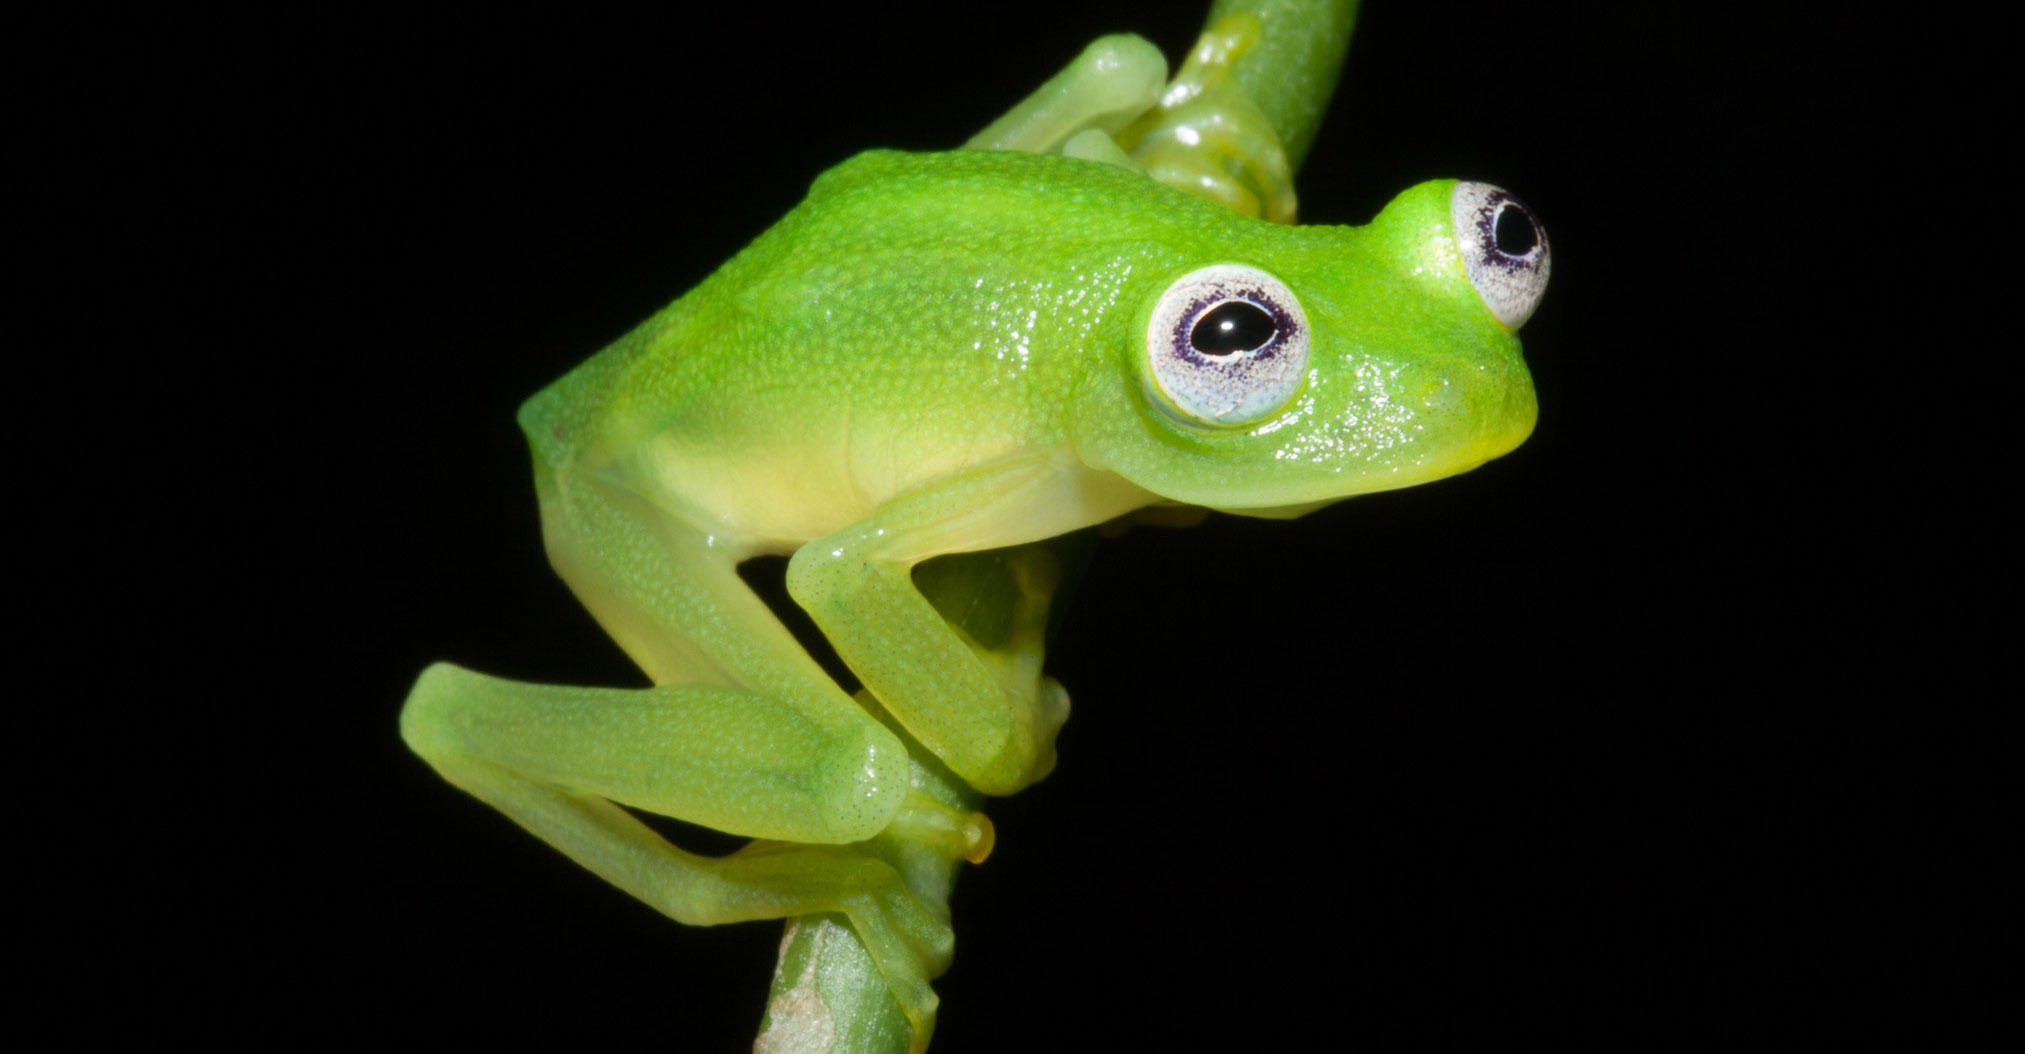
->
[1204,382,1538,514]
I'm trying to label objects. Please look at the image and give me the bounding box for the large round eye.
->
[1145,263,1310,428]
[1452,182,1550,328]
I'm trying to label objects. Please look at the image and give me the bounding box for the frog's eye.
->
[1145,263,1310,428]
[1452,182,1550,328]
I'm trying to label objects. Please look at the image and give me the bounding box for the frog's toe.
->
[843,883,953,975]
[889,884,957,974]
[1038,675,1071,737]
[844,907,943,1049]
[834,877,954,1049]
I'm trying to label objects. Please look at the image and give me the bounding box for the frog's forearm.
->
[761,543,1074,1053]
[786,455,1139,797]
[1206,0,1359,172]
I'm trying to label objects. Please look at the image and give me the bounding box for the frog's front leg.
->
[787,454,1155,796]
[963,34,1167,158]
[400,455,971,1046]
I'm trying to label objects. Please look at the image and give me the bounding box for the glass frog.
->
[402,1,1548,1049]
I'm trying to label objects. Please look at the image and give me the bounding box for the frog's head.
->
[1068,179,1546,515]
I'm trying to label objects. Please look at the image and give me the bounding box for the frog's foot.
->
[835,884,943,1049]
[722,840,954,1048]
[1116,12,1298,223]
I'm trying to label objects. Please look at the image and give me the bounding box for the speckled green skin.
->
[523,149,1535,545]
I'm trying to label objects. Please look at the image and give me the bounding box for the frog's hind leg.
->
[521,459,910,843]
[401,666,950,1041]
[399,458,950,1042]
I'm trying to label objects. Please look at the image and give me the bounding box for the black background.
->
[34,1,1990,1048]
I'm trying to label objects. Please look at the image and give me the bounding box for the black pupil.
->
[1191,300,1276,356]
[1493,203,1538,257]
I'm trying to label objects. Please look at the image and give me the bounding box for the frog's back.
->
[520,150,1263,547]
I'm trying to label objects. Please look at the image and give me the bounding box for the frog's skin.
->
[401,2,1547,1049]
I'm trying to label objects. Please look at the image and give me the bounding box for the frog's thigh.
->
[537,464,843,701]
[444,464,910,843]
[787,455,1151,796]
